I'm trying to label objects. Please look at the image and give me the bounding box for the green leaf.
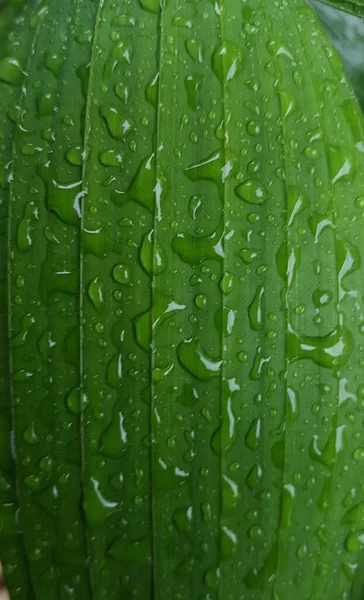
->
[2,1,364,599]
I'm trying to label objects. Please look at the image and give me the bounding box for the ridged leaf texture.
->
[1,1,364,599]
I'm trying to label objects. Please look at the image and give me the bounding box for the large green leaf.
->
[2,1,364,599]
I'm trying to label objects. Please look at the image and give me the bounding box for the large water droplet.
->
[0,56,24,86]
[139,0,160,13]
[212,42,244,83]
[328,145,358,184]
[235,180,268,204]
[248,285,264,330]
[139,230,167,275]
[172,217,224,266]
[246,463,263,490]
[173,506,193,534]
[88,277,105,311]
[185,39,203,63]
[100,104,134,140]
[177,339,222,381]
[83,477,120,528]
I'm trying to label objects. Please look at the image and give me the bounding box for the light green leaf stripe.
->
[151,2,222,598]
[0,2,47,598]
[8,0,99,596]
[81,1,157,597]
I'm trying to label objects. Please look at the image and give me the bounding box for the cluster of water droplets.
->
[1,0,364,598]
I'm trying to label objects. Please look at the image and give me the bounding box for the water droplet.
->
[185,39,203,63]
[235,180,268,204]
[310,418,344,469]
[195,294,207,310]
[220,272,235,295]
[106,354,123,389]
[99,149,124,167]
[222,474,240,511]
[245,417,262,450]
[66,387,88,414]
[11,369,33,382]
[104,41,133,79]
[100,409,127,457]
[346,531,364,554]
[88,277,104,311]
[296,542,308,558]
[355,195,364,210]
[248,285,264,330]
[83,477,120,528]
[23,422,38,445]
[37,91,57,118]
[38,166,82,225]
[177,339,222,381]
[250,346,271,380]
[246,120,261,137]
[287,186,309,226]
[204,567,220,590]
[342,561,357,582]
[184,73,204,111]
[288,317,353,370]
[17,201,38,251]
[342,501,364,525]
[173,506,193,534]
[237,351,248,363]
[328,145,358,184]
[246,463,263,490]
[172,217,224,266]
[281,483,296,527]
[184,149,225,198]
[134,291,185,351]
[286,387,299,423]
[238,248,260,264]
[100,104,134,141]
[113,14,136,27]
[276,242,300,286]
[127,153,156,212]
[21,143,43,156]
[45,51,62,76]
[112,264,130,285]
[115,81,130,104]
[66,146,82,166]
[0,57,24,86]
[212,42,244,83]
[140,230,167,275]
[24,475,42,491]
[11,314,35,348]
[243,543,278,590]
[139,0,161,13]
